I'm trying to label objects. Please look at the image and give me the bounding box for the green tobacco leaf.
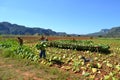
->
[92,68,97,73]
[97,63,102,69]
[104,75,110,80]
[115,64,120,71]
[107,63,113,67]
[82,71,90,77]
[112,77,117,80]
[109,72,114,76]
[94,57,98,61]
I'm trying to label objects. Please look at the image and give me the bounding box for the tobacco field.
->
[0,36,120,80]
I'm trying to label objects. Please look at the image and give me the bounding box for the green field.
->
[0,36,120,80]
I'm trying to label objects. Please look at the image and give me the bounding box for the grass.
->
[0,49,81,80]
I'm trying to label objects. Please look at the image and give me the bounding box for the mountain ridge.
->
[87,27,120,37]
[0,21,120,37]
[0,22,67,36]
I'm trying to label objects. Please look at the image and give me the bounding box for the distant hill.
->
[0,22,120,37]
[87,29,109,36]
[106,27,120,37]
[0,22,67,36]
[87,27,120,37]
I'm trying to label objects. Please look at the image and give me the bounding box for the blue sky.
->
[0,0,120,34]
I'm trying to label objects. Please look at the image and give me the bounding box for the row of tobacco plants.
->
[47,40,110,53]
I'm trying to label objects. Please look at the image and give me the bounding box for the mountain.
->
[87,29,109,36]
[0,22,67,36]
[0,22,120,37]
[106,27,120,37]
[87,27,120,37]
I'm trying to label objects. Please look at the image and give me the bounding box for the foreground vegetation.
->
[0,51,82,80]
[0,36,120,80]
